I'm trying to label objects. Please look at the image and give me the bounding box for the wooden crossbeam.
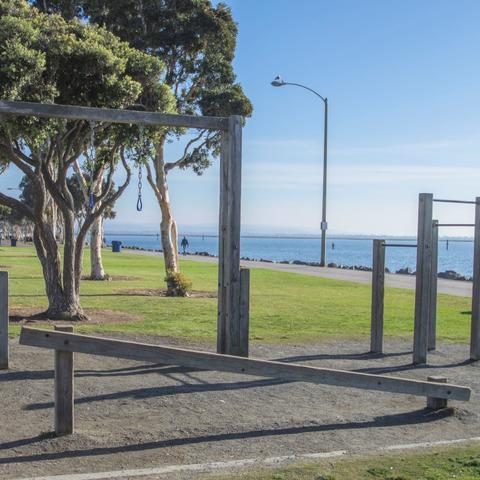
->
[20,327,471,401]
[0,100,228,131]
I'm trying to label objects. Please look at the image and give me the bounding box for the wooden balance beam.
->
[19,327,471,435]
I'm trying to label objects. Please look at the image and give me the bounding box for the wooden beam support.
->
[239,268,250,357]
[413,193,433,364]
[20,327,471,402]
[428,220,439,351]
[0,100,228,131]
[0,271,8,369]
[54,325,74,436]
[217,116,243,355]
[471,197,480,361]
[426,376,448,410]
[370,240,385,354]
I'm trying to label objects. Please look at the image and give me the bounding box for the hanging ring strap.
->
[136,164,143,212]
[89,192,95,210]
[88,121,96,211]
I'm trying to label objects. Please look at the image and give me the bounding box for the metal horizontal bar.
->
[383,243,417,248]
[19,327,471,401]
[436,224,475,227]
[0,100,229,131]
[433,199,478,205]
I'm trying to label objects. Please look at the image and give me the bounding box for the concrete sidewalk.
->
[125,249,472,298]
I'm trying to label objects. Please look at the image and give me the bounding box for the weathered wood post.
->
[428,220,439,351]
[54,325,74,435]
[239,268,250,357]
[370,240,385,354]
[0,271,8,369]
[413,193,433,364]
[217,115,244,356]
[426,376,448,410]
[471,197,480,361]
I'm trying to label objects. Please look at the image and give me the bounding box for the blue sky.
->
[2,0,480,236]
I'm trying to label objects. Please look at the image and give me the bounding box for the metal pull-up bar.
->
[435,224,475,227]
[433,199,479,205]
[382,243,417,248]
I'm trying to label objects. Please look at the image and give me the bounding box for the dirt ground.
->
[0,335,479,479]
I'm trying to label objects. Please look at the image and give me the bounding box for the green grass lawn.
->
[1,245,472,343]
[202,445,480,480]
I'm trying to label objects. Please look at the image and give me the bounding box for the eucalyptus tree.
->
[0,0,175,318]
[36,0,253,294]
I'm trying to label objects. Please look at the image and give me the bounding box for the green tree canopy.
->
[0,0,176,318]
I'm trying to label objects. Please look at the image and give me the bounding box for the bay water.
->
[104,234,474,277]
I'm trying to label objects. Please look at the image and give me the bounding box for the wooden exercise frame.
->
[0,100,249,357]
[370,240,417,354]
[415,194,480,364]
[20,326,471,435]
[370,193,480,365]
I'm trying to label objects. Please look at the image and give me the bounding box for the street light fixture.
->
[271,75,329,267]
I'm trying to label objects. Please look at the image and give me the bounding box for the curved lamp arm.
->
[281,82,327,103]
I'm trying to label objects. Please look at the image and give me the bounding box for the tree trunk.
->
[89,212,108,280]
[155,145,179,275]
[33,223,85,320]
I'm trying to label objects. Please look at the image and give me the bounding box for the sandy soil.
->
[9,307,143,325]
[0,335,479,479]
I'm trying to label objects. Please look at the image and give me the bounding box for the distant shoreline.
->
[105,233,474,242]
[120,245,472,282]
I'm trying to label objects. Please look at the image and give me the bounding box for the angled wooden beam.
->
[20,327,471,402]
[0,100,228,131]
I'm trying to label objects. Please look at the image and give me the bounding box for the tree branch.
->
[164,130,206,172]
[0,192,34,221]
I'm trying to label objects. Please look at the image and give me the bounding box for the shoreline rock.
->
[119,246,471,282]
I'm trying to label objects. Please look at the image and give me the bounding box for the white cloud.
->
[243,162,480,190]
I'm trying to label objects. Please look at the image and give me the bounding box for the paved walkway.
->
[125,249,472,298]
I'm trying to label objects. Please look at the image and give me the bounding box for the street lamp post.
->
[271,76,329,267]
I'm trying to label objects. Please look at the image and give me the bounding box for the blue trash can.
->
[10,238,17,247]
[111,240,122,253]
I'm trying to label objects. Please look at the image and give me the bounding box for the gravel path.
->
[126,249,473,298]
[1,335,478,479]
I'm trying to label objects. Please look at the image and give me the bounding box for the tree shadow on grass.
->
[0,408,454,464]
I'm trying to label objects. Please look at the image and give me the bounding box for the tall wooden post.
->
[370,240,385,354]
[217,115,244,355]
[239,268,250,357]
[0,271,8,369]
[413,193,433,364]
[55,325,74,435]
[470,197,480,361]
[428,220,439,351]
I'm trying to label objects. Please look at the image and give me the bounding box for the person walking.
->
[181,236,189,255]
